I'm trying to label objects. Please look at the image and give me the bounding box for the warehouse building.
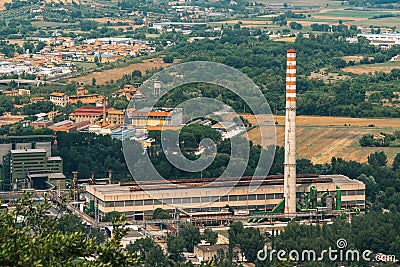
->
[85,175,365,221]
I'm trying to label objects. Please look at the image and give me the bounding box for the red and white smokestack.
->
[284,49,297,215]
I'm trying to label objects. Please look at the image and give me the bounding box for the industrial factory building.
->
[0,135,65,191]
[85,175,365,221]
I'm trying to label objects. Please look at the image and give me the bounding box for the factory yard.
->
[244,115,400,164]
[68,58,173,85]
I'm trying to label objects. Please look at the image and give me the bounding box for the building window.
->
[266,194,274,200]
[182,198,191,204]
[238,195,247,201]
[115,201,124,207]
[144,199,153,206]
[257,194,265,200]
[229,195,238,202]
[125,200,134,206]
[220,196,228,202]
[248,195,256,201]
[163,198,172,204]
[135,200,143,206]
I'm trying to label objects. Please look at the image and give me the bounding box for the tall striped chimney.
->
[284,49,297,215]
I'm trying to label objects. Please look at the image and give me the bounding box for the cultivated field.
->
[254,0,331,5]
[0,0,11,10]
[342,61,400,74]
[89,18,134,24]
[68,58,173,85]
[309,68,350,82]
[242,115,400,164]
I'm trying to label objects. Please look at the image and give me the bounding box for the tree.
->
[167,236,185,261]
[113,98,129,110]
[79,19,98,31]
[368,151,387,167]
[289,21,302,30]
[359,134,374,147]
[145,245,169,267]
[92,77,97,86]
[236,227,264,262]
[393,153,400,172]
[57,214,87,234]
[228,221,244,250]
[126,237,166,265]
[77,163,90,178]
[104,211,126,222]
[163,55,174,63]
[132,70,142,78]
[179,223,201,252]
[0,193,141,266]
[153,208,172,219]
[202,228,218,245]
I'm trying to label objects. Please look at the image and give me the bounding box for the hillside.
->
[243,115,400,164]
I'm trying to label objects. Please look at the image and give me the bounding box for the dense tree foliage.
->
[0,194,140,266]
[271,212,400,266]
[53,132,130,180]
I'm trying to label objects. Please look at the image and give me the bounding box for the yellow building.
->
[50,92,69,107]
[107,110,124,125]
[128,107,183,127]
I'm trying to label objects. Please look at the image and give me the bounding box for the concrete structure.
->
[127,107,183,127]
[49,92,69,107]
[0,135,53,164]
[85,175,365,221]
[27,172,66,190]
[356,33,400,48]
[2,149,63,191]
[153,80,161,96]
[284,49,297,215]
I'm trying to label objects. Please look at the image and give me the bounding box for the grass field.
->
[253,0,332,5]
[242,115,400,164]
[315,9,395,19]
[68,58,173,85]
[342,61,400,74]
[73,62,97,70]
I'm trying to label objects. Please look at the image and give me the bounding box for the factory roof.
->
[11,149,46,154]
[87,175,364,198]
[48,156,62,161]
[28,172,65,179]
